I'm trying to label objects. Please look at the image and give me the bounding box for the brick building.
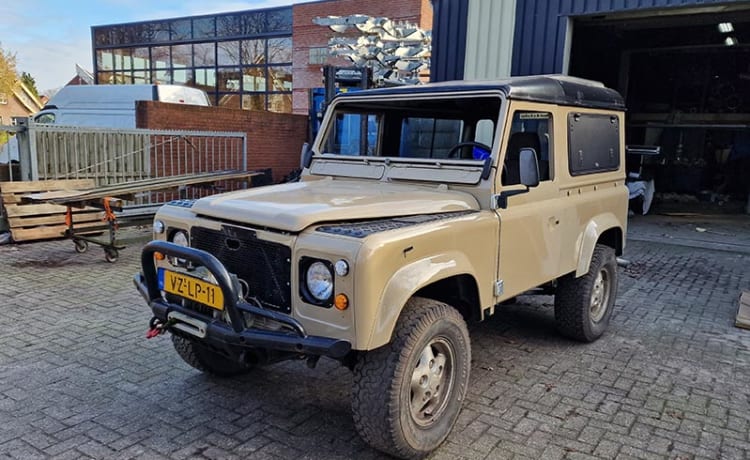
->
[291,0,432,115]
[135,101,308,182]
[91,0,432,117]
[0,81,43,126]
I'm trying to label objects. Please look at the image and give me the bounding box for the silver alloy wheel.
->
[410,337,455,426]
[590,268,610,323]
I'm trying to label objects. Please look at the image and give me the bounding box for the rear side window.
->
[567,113,620,175]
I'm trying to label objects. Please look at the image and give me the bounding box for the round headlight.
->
[171,230,189,247]
[153,220,165,235]
[169,230,189,266]
[306,261,333,301]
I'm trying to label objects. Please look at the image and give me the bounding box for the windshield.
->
[320,95,502,161]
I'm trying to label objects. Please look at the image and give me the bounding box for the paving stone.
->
[1,227,750,459]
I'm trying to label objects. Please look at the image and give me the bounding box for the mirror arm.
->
[496,187,529,209]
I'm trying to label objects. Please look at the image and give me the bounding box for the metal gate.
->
[1,121,247,203]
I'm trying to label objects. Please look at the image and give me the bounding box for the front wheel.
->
[352,297,470,459]
[554,244,618,342]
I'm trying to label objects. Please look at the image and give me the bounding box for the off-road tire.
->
[555,244,618,342]
[352,297,470,459]
[172,335,253,377]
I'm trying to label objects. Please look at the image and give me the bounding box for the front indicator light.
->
[154,252,165,261]
[334,294,349,310]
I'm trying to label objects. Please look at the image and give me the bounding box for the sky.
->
[0,0,302,94]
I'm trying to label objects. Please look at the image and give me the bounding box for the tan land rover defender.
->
[135,75,627,459]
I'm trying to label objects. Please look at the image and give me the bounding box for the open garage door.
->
[569,5,750,214]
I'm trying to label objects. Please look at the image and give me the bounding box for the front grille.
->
[191,225,292,313]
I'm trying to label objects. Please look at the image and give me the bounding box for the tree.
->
[0,42,17,99]
[20,72,39,98]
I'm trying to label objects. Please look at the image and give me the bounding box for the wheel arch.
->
[575,214,624,277]
[363,254,481,350]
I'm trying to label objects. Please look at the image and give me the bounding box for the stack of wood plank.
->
[0,180,103,242]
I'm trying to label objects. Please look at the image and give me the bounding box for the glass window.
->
[267,66,292,91]
[218,68,241,91]
[152,69,171,84]
[217,41,240,66]
[193,17,215,39]
[400,118,464,159]
[113,71,133,84]
[152,22,171,43]
[241,39,265,65]
[132,47,149,69]
[217,12,264,37]
[267,8,293,33]
[504,111,553,184]
[111,49,133,71]
[308,47,328,65]
[195,68,216,92]
[267,93,292,113]
[96,50,114,71]
[193,43,215,66]
[172,44,192,68]
[331,113,379,155]
[268,38,292,63]
[151,46,170,68]
[173,68,191,85]
[242,94,265,111]
[94,28,111,46]
[218,93,241,108]
[112,25,135,45]
[97,72,114,84]
[171,19,191,41]
[133,70,150,84]
[242,67,266,92]
[132,22,169,44]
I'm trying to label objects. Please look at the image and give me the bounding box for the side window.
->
[503,111,552,185]
[568,113,620,175]
[330,113,379,155]
[35,113,56,124]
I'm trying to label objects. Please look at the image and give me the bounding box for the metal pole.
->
[14,117,37,181]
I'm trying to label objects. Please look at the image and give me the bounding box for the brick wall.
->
[291,0,433,115]
[136,101,308,183]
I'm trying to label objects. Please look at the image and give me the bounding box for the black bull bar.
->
[134,240,351,359]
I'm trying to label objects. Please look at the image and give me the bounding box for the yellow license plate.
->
[158,268,224,310]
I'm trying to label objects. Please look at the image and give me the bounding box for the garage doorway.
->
[568,5,750,214]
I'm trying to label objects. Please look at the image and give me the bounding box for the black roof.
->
[336,75,625,111]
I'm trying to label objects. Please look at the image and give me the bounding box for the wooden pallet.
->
[0,179,104,242]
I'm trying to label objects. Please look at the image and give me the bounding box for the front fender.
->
[575,213,623,277]
[362,251,477,350]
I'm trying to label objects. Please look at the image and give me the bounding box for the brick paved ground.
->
[1,223,749,459]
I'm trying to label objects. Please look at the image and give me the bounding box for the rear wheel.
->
[352,297,470,459]
[172,335,254,377]
[555,244,618,342]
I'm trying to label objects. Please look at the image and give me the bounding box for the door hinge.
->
[494,280,504,297]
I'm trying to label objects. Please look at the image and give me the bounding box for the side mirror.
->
[519,147,540,187]
[301,142,313,169]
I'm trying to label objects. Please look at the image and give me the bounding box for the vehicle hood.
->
[191,178,480,232]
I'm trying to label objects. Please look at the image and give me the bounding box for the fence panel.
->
[29,124,247,204]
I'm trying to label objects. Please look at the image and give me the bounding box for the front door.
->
[495,103,563,299]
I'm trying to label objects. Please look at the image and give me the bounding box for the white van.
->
[33,84,210,128]
[0,84,210,163]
